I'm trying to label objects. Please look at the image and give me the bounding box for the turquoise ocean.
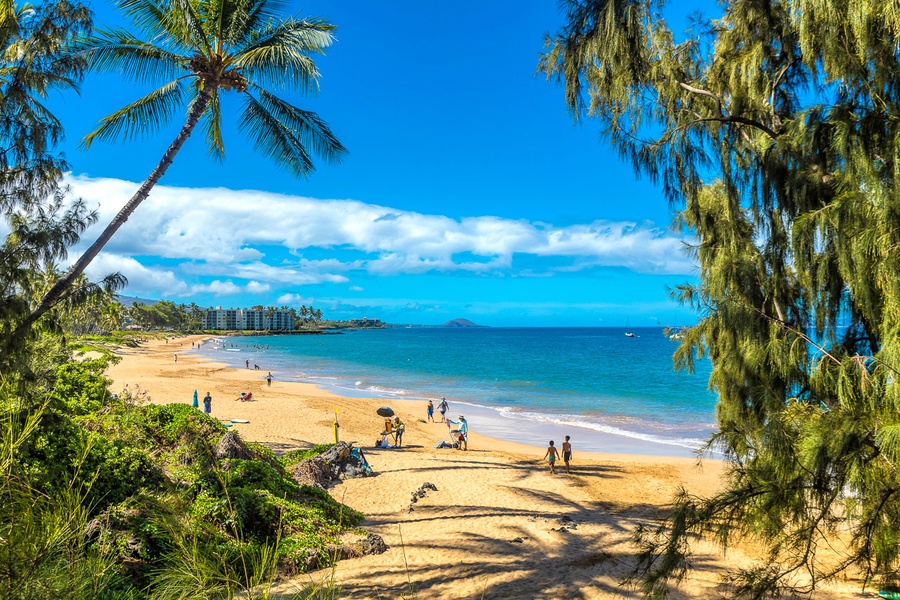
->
[195,327,719,457]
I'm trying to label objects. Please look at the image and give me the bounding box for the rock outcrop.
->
[289,441,372,489]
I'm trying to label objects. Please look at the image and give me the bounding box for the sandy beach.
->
[104,335,866,599]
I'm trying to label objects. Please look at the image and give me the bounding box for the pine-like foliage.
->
[543,0,900,597]
[0,0,90,211]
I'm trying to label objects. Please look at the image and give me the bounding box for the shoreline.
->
[103,335,863,599]
[193,332,714,458]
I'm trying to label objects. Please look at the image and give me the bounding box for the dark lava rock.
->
[359,533,389,555]
[215,431,252,460]
[290,441,373,489]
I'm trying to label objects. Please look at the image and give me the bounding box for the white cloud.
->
[84,253,187,296]
[189,279,270,296]
[276,293,314,305]
[63,174,695,291]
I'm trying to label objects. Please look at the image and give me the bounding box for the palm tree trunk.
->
[14,90,212,337]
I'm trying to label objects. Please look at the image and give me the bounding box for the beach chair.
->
[449,429,462,449]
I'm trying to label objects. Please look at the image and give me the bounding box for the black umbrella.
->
[376,406,394,418]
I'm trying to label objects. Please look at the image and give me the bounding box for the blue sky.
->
[48,0,714,327]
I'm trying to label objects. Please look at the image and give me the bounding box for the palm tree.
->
[19,0,346,333]
[298,304,309,326]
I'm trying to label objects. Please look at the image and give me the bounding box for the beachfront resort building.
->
[204,307,295,331]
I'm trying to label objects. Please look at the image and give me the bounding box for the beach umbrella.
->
[192,390,198,408]
[376,406,394,418]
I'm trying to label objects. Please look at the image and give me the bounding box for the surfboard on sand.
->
[231,419,250,423]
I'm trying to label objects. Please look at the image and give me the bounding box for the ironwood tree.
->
[0,0,126,371]
[543,0,900,597]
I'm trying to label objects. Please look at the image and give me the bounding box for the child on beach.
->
[543,441,560,474]
[426,400,434,422]
[562,435,572,474]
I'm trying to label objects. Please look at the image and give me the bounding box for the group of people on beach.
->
[425,397,450,423]
[425,398,468,450]
[543,436,573,474]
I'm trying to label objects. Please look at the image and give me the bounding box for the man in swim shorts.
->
[562,435,572,474]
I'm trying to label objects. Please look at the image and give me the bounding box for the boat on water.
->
[625,331,635,338]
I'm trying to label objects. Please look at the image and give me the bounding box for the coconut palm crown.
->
[82,0,346,173]
[19,0,345,332]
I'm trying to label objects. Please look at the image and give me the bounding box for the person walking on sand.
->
[245,359,249,369]
[203,392,212,414]
[426,400,434,422]
[265,372,273,386]
[438,397,449,422]
[562,435,572,474]
[543,440,560,474]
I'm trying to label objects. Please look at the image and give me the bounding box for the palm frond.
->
[233,18,334,93]
[171,0,213,57]
[78,27,185,85]
[221,0,273,47]
[239,93,315,176]
[81,79,187,148]
[116,0,174,46]
[253,86,346,163]
[199,88,225,160]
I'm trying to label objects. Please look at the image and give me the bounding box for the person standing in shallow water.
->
[561,435,572,474]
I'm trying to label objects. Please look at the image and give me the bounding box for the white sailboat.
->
[625,318,635,337]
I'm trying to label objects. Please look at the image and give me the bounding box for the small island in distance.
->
[443,318,486,328]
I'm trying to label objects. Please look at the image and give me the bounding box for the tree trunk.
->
[14,89,212,337]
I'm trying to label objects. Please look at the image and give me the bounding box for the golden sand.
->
[104,335,865,599]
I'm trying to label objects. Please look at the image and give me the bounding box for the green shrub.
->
[82,438,163,508]
[219,459,299,497]
[281,444,334,467]
[51,357,114,416]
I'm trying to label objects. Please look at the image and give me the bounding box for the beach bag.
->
[350,447,372,474]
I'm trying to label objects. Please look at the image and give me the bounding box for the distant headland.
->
[443,318,486,328]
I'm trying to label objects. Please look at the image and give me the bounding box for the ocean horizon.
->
[194,327,719,458]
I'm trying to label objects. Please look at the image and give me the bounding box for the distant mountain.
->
[116,295,159,308]
[443,318,485,328]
